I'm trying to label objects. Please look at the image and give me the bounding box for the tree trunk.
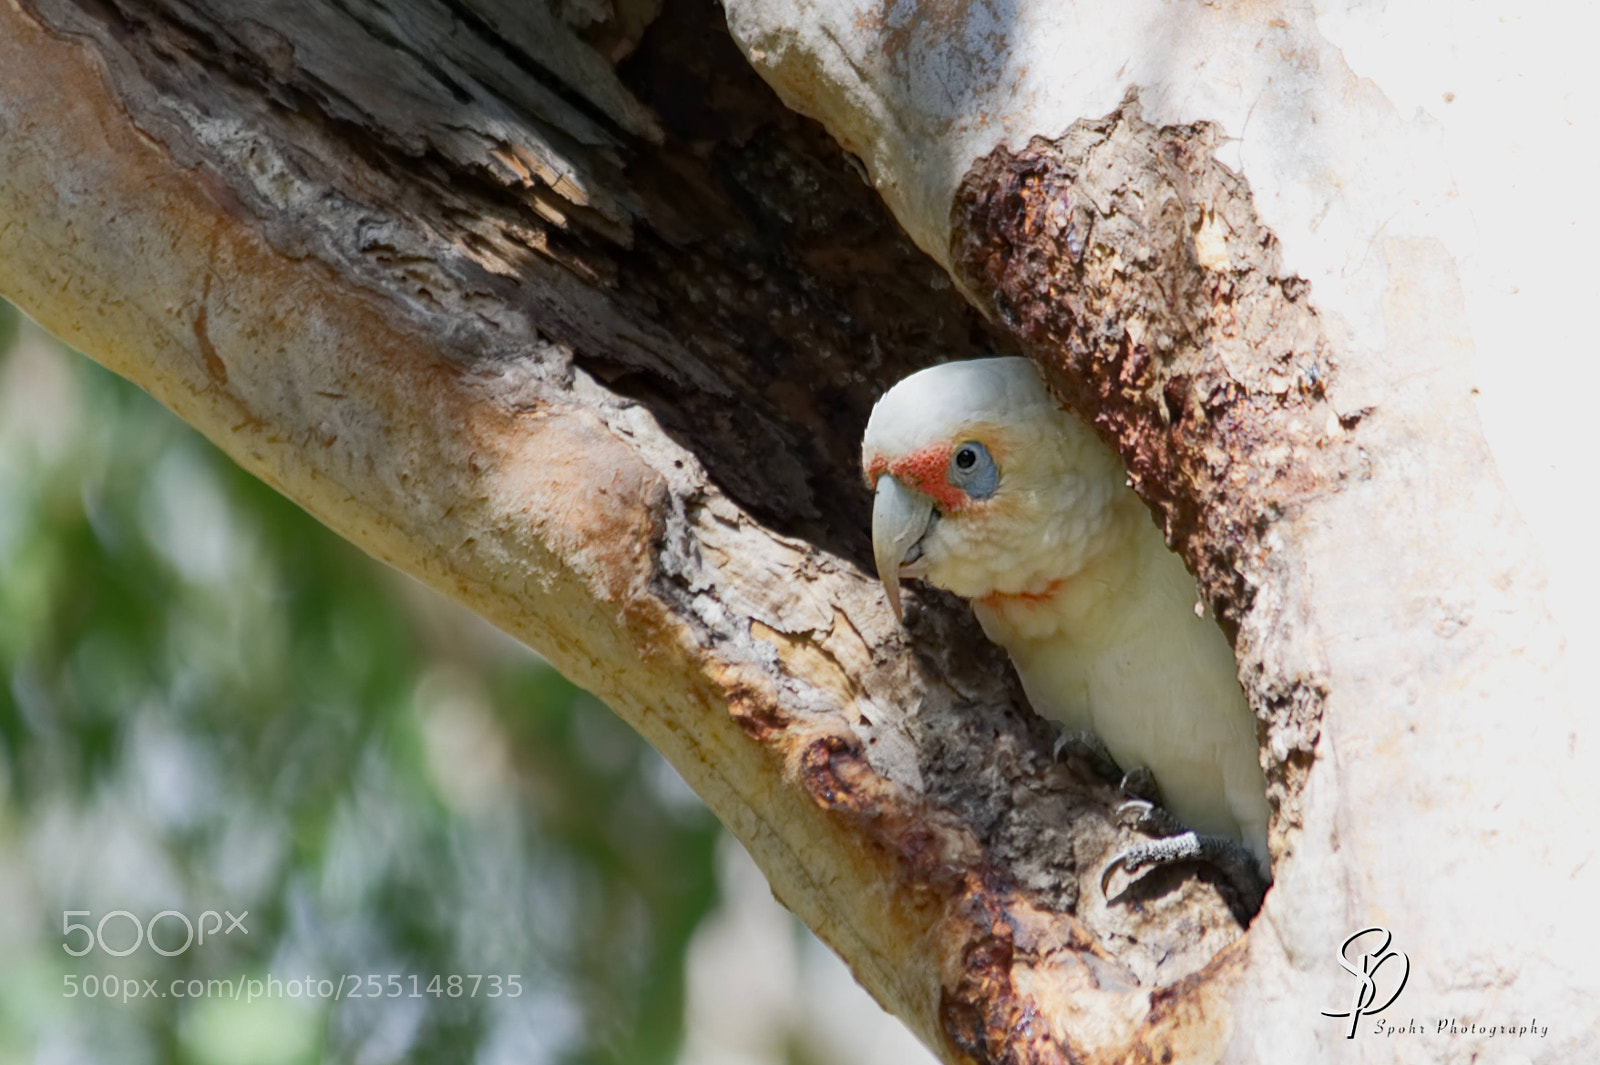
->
[1,0,1593,1062]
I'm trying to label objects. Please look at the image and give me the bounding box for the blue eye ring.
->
[948,440,998,500]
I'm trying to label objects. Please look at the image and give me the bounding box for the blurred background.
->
[0,297,935,1065]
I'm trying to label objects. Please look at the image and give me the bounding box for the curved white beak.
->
[871,473,934,622]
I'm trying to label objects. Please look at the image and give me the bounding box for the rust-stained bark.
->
[952,104,1336,843]
[0,3,1294,1063]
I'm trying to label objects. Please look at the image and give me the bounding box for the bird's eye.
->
[947,441,998,500]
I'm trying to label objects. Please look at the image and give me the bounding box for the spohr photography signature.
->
[1322,926,1410,1038]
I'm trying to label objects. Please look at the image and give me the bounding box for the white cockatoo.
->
[862,357,1271,886]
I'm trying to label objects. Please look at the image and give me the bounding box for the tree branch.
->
[4,0,1594,1061]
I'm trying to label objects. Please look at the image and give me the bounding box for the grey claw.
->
[1051,729,1119,780]
[1118,766,1162,804]
[1113,798,1153,829]
[1101,831,1205,894]
[1114,796,1185,836]
[1100,831,1268,915]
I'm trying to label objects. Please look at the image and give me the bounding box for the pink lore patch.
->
[886,444,969,513]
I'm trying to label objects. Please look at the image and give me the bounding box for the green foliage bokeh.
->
[0,297,719,1065]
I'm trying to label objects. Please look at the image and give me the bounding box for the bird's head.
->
[861,357,1125,621]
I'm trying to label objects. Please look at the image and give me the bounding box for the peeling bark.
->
[950,102,1340,845]
[5,0,1594,1062]
[0,1,1263,1063]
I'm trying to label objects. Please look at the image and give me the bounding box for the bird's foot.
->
[1051,728,1119,779]
[1100,831,1267,915]
[1113,768,1191,838]
[1113,796,1186,838]
[1103,766,1266,913]
[1117,766,1164,807]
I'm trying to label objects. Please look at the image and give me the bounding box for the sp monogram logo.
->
[1321,926,1411,1038]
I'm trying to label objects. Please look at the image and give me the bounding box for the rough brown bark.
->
[950,106,1336,851]
[0,1,1380,1062]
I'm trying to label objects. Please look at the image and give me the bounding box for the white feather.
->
[864,358,1270,868]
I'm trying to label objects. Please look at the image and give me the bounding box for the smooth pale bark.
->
[4,0,1594,1061]
[726,0,1600,1061]
[0,1,1260,1063]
